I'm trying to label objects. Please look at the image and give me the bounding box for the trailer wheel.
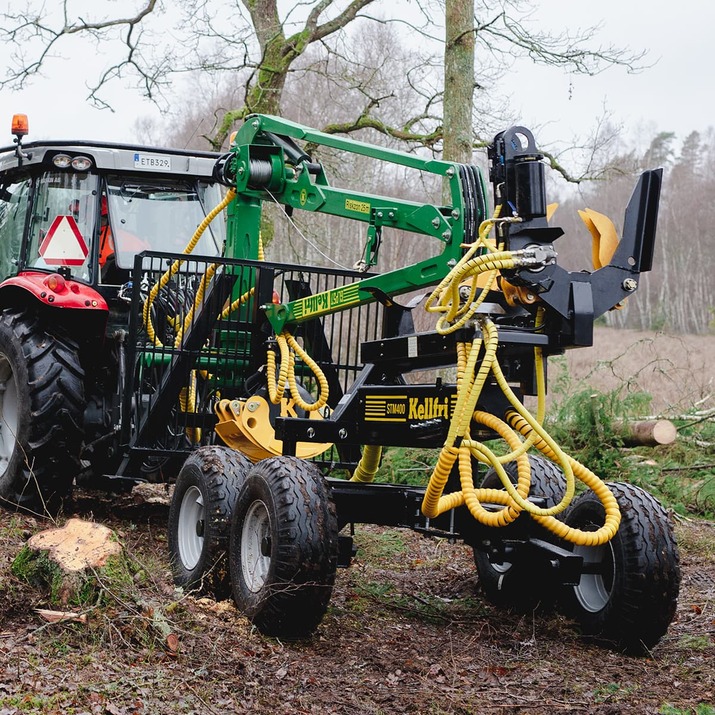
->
[561,482,680,654]
[229,456,339,638]
[0,309,85,513]
[474,455,566,611]
[168,446,251,598]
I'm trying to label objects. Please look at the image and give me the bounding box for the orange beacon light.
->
[11,114,29,138]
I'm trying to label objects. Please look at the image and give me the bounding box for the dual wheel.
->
[168,447,339,638]
[170,448,680,651]
[473,455,681,654]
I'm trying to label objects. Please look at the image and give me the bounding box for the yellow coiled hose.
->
[143,188,238,347]
[141,188,254,445]
[142,185,330,444]
[266,331,329,413]
[350,444,383,483]
[418,215,621,547]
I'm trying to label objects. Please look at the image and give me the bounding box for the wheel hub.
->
[177,485,205,570]
[241,500,272,593]
[573,542,615,612]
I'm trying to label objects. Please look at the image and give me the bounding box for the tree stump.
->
[12,518,124,606]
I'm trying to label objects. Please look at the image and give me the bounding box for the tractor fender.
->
[0,271,108,312]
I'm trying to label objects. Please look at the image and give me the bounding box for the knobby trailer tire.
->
[562,481,681,654]
[0,308,85,513]
[168,445,252,598]
[229,456,339,639]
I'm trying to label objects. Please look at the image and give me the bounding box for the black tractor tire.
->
[474,455,566,611]
[229,455,339,638]
[168,445,252,598]
[561,481,681,654]
[0,308,85,514]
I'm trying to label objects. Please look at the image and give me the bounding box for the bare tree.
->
[1,0,377,149]
[556,126,715,335]
[443,0,476,170]
[2,0,645,160]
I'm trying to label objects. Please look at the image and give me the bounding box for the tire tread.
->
[0,308,85,512]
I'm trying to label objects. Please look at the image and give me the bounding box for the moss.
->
[11,546,62,590]
[11,544,135,608]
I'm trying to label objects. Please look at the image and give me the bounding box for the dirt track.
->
[1,492,713,715]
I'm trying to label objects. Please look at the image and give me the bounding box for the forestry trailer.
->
[0,113,679,653]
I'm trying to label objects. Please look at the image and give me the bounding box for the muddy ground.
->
[1,327,714,715]
[0,489,713,715]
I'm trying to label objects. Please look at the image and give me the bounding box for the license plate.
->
[133,153,172,171]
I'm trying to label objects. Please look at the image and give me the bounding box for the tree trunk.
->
[443,0,475,167]
[11,519,124,606]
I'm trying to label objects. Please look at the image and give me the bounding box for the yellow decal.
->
[299,188,308,206]
[345,198,371,215]
[364,395,409,422]
[292,283,361,320]
[364,394,457,422]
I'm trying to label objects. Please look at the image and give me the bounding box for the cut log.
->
[12,518,124,606]
[616,419,677,447]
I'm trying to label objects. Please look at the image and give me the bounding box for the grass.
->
[677,634,713,650]
[350,579,488,625]
[660,705,715,715]
[377,447,440,486]
[11,542,137,609]
[545,357,715,518]
[674,522,715,560]
[354,529,409,561]
[593,682,635,703]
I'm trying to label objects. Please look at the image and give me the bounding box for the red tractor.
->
[0,114,225,511]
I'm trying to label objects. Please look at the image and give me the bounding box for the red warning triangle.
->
[39,215,89,266]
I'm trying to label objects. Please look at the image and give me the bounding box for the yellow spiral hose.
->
[266,332,329,412]
[420,211,621,546]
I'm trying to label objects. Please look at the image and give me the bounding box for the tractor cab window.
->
[104,178,224,273]
[27,171,98,282]
[0,177,31,281]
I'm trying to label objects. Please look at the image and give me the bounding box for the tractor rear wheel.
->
[229,456,339,638]
[168,445,252,598]
[0,309,85,513]
[474,455,566,611]
[561,481,680,654]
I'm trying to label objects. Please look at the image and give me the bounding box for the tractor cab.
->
[0,114,226,294]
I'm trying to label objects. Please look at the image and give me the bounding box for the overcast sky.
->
[0,0,709,153]
[515,0,709,151]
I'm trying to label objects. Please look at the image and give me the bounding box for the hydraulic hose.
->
[141,188,241,442]
[143,188,237,346]
[421,212,621,546]
[350,445,383,483]
[266,331,329,413]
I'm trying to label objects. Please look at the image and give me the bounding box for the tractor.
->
[0,113,680,653]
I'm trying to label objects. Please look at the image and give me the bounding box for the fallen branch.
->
[642,407,715,422]
[35,608,88,624]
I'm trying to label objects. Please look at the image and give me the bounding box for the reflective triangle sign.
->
[39,215,89,266]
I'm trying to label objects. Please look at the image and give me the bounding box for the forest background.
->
[0,0,713,336]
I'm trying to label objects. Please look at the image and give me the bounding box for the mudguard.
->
[0,271,108,311]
